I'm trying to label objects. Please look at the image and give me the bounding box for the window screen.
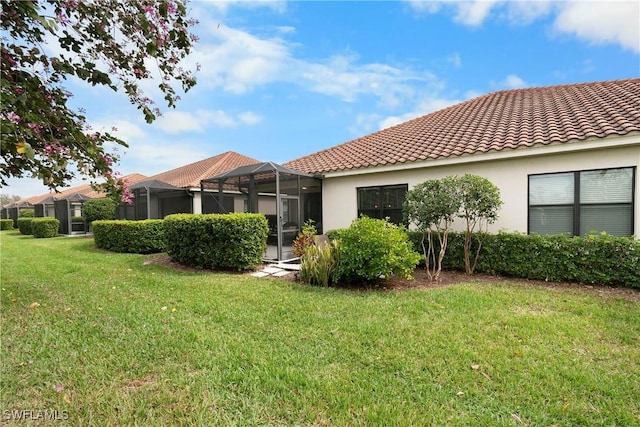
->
[529,167,634,237]
[357,184,408,225]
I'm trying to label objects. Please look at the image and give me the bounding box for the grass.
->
[1,230,639,426]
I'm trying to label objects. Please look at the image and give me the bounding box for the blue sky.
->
[5,0,640,198]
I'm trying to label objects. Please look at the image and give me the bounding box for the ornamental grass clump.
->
[299,239,340,287]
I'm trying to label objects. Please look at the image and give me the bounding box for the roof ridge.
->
[285,78,640,174]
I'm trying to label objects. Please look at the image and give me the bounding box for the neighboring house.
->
[131,151,262,219]
[285,78,640,237]
[15,173,148,234]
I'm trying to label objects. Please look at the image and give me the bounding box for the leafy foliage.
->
[31,217,59,238]
[0,219,13,230]
[407,231,640,288]
[292,220,317,257]
[82,198,117,223]
[336,216,420,284]
[92,220,164,254]
[1,0,197,199]
[17,217,33,235]
[163,213,269,270]
[458,174,502,274]
[299,239,340,287]
[18,209,34,217]
[403,176,460,281]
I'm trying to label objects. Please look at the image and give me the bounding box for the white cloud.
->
[190,24,292,94]
[185,13,441,109]
[238,111,263,125]
[124,141,210,176]
[446,53,462,68]
[407,0,639,52]
[492,74,528,89]
[408,0,500,26]
[199,0,287,14]
[348,113,382,135]
[453,0,500,26]
[553,2,640,53]
[155,109,261,134]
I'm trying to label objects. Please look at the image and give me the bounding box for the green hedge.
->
[32,218,60,238]
[93,220,165,254]
[19,209,34,218]
[82,198,116,222]
[407,231,640,288]
[17,217,34,235]
[1,219,14,230]
[163,213,269,270]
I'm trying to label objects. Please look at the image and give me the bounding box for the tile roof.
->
[148,151,262,188]
[19,173,149,205]
[285,78,640,174]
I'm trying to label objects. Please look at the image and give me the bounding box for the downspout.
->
[276,169,282,261]
[146,186,151,219]
[200,181,205,214]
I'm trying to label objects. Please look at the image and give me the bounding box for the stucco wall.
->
[321,141,640,235]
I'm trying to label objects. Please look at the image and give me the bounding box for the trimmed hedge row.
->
[1,218,15,230]
[407,231,640,288]
[163,213,269,270]
[93,220,165,254]
[17,218,33,235]
[32,218,60,238]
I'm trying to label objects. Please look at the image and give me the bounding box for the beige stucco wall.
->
[321,136,640,235]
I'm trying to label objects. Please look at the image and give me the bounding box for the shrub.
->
[163,213,269,270]
[404,176,461,281]
[32,218,60,238]
[292,220,318,257]
[93,220,165,254]
[17,217,34,235]
[408,231,640,288]
[336,216,421,284]
[82,198,116,223]
[19,209,34,217]
[1,219,14,230]
[71,216,85,223]
[299,240,340,287]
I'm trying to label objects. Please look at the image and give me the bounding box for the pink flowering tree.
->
[0,0,198,202]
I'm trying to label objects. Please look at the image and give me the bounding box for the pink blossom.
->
[5,112,20,123]
[27,123,41,133]
[15,88,24,95]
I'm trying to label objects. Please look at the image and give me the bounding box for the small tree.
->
[82,198,116,225]
[404,176,461,282]
[458,174,502,274]
[1,0,198,199]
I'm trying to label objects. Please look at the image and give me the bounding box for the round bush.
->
[32,218,60,238]
[82,198,116,223]
[1,219,14,230]
[336,216,421,284]
[163,213,269,270]
[17,217,34,235]
[19,209,35,218]
[92,220,165,254]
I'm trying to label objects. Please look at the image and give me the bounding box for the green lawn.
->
[1,231,639,426]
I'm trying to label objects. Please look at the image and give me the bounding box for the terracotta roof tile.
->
[148,151,261,188]
[285,78,640,174]
[21,173,149,204]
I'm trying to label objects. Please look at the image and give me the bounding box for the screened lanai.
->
[128,179,192,220]
[200,162,322,261]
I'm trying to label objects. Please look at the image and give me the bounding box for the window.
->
[357,184,408,225]
[528,167,635,236]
